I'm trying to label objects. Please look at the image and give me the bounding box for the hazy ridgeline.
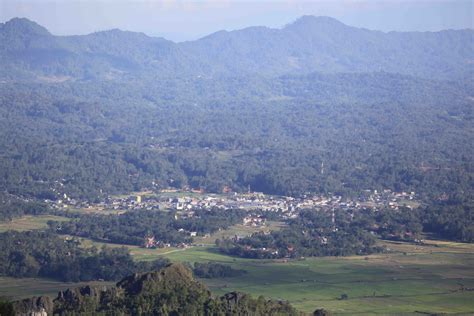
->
[0,16,472,202]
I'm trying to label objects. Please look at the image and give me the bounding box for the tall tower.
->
[331,208,336,232]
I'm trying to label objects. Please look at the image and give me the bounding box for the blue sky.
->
[1,0,472,42]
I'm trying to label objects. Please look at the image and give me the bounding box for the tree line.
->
[49,208,247,246]
[0,231,170,282]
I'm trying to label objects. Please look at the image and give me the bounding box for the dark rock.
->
[12,296,53,316]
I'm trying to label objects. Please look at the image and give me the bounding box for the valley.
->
[0,10,472,315]
[1,229,473,315]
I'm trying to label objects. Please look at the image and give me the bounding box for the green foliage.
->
[51,208,246,246]
[423,198,474,242]
[217,207,428,259]
[0,231,170,282]
[193,262,246,279]
[0,297,14,316]
[1,16,472,80]
[0,71,471,202]
[0,18,473,202]
[217,209,380,258]
[0,194,49,221]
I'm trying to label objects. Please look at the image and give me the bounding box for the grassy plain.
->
[161,241,474,315]
[0,215,69,232]
[1,215,473,315]
[0,276,113,300]
[193,220,286,245]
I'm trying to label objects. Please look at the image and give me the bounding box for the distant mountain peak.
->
[285,15,348,30]
[93,28,135,35]
[1,17,51,36]
[85,28,173,44]
[90,28,146,37]
[296,15,342,23]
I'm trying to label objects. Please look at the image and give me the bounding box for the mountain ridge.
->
[1,15,473,81]
[4,15,472,40]
[0,17,51,36]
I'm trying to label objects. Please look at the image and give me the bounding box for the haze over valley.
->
[0,8,473,315]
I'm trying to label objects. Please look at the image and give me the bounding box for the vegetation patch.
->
[0,215,69,232]
[161,242,474,315]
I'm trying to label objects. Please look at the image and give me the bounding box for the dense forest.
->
[1,16,472,80]
[0,73,472,202]
[0,17,472,204]
[0,231,170,282]
[422,199,474,242]
[0,193,49,221]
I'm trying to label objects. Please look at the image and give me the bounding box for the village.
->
[27,186,417,250]
[48,186,418,225]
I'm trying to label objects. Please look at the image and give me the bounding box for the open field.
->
[72,235,183,261]
[63,206,127,215]
[193,220,286,245]
[61,220,286,260]
[1,215,473,314]
[159,241,474,315]
[0,276,113,300]
[0,240,472,314]
[0,215,69,232]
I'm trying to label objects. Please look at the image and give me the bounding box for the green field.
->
[158,241,474,315]
[64,220,286,261]
[0,276,113,300]
[193,220,286,245]
[70,235,184,261]
[0,215,69,232]
[1,216,473,315]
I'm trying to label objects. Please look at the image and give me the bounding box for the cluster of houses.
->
[47,186,417,217]
[143,234,190,249]
[296,189,416,211]
[242,215,266,227]
[42,186,419,249]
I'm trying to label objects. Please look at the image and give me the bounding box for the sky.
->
[0,0,472,42]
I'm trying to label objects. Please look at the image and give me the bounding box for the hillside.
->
[0,15,472,204]
[1,16,472,81]
[0,72,472,201]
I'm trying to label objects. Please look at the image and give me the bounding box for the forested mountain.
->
[1,74,473,200]
[1,16,473,81]
[183,16,473,80]
[0,16,472,202]
[0,72,472,200]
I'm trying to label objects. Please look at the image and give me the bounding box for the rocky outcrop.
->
[54,285,107,315]
[12,296,53,316]
[12,263,302,315]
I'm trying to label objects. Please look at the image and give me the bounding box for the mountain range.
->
[0,15,472,201]
[1,16,473,81]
